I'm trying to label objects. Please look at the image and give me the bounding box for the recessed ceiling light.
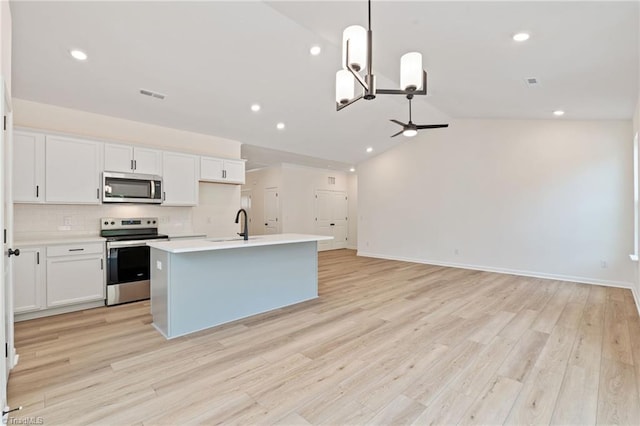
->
[553,110,565,116]
[69,49,88,61]
[310,45,322,56]
[250,104,261,112]
[366,147,373,153]
[513,32,530,42]
[349,167,355,172]
[276,122,285,130]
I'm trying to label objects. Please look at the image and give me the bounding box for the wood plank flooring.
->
[8,249,640,425]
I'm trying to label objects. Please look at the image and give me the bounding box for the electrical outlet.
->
[454,248,459,255]
[207,217,212,224]
[63,216,72,226]
[156,261,162,270]
[600,260,608,269]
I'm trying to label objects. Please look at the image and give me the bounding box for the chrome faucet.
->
[235,208,249,241]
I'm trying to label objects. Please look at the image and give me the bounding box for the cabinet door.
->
[162,152,199,206]
[200,157,224,182]
[47,255,104,307]
[104,143,134,173]
[133,147,162,175]
[45,136,103,204]
[13,131,45,203]
[13,247,44,313]
[223,160,245,184]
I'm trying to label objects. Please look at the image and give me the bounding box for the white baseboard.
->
[15,300,105,322]
[357,251,634,289]
[632,286,640,317]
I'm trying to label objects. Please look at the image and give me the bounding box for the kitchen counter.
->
[149,233,331,339]
[148,233,332,253]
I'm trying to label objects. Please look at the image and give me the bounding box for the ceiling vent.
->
[139,89,166,100]
[525,77,540,87]
[328,176,336,185]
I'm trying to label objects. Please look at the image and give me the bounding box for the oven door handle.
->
[106,240,156,249]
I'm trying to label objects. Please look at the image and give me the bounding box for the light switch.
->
[156,260,162,270]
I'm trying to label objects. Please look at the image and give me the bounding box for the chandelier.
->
[335,0,428,111]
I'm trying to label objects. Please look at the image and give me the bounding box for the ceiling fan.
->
[390,94,448,138]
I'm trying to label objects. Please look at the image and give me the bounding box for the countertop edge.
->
[148,233,333,253]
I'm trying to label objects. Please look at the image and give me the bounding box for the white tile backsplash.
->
[14,203,194,240]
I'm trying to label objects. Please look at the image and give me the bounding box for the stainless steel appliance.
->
[102,172,162,204]
[101,217,168,306]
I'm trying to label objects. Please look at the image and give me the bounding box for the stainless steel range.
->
[101,217,168,306]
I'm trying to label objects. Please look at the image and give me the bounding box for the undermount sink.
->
[207,236,262,242]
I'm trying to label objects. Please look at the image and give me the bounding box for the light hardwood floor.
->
[8,249,640,425]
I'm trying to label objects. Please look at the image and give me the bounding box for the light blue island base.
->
[150,241,319,339]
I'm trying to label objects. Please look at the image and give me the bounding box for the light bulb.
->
[336,70,355,105]
[403,129,418,137]
[342,25,367,71]
[400,52,423,91]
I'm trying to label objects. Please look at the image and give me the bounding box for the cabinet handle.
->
[134,160,137,170]
[36,251,39,265]
[36,185,39,198]
[97,188,100,199]
[68,248,84,252]
[100,258,104,270]
[131,159,134,170]
[163,191,166,201]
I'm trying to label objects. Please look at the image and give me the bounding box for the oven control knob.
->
[147,220,151,224]
[104,221,108,225]
[153,220,156,224]
[110,221,115,225]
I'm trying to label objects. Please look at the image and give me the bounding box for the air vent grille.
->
[328,176,336,185]
[139,89,166,100]
[525,77,540,87]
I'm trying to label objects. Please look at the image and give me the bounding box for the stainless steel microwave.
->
[102,172,162,204]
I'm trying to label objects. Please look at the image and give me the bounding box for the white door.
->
[162,152,199,206]
[264,187,279,234]
[1,79,13,411]
[331,191,348,249]
[13,131,45,203]
[241,190,253,236]
[104,143,134,173]
[315,190,348,251]
[133,147,162,175]
[224,160,245,184]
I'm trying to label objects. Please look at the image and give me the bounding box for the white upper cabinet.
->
[162,151,199,206]
[200,157,245,184]
[45,135,103,204]
[104,143,162,175]
[13,130,45,203]
[134,147,162,175]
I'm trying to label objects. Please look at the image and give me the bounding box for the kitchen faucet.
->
[235,208,249,241]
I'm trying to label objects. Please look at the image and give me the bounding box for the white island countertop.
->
[147,233,332,254]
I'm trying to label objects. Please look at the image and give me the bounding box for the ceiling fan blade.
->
[415,124,449,129]
[390,130,404,138]
[390,119,408,127]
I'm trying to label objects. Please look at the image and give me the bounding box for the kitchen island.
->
[147,233,332,339]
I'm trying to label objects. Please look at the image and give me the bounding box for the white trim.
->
[357,251,634,289]
[629,254,639,262]
[632,286,640,317]
[14,300,105,322]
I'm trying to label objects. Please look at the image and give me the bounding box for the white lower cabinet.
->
[14,242,106,318]
[46,243,105,307]
[13,247,45,313]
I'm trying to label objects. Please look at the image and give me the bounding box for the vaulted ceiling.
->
[10,1,639,170]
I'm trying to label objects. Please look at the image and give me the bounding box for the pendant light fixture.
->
[335,0,428,110]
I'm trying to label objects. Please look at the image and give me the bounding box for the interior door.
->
[1,78,13,413]
[264,187,279,234]
[315,189,348,251]
[315,190,333,251]
[331,191,348,249]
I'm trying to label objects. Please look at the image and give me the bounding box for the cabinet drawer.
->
[47,243,104,257]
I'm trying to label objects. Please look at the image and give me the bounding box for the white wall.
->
[243,164,358,246]
[1,0,12,93]
[13,99,243,239]
[358,118,635,287]
[281,164,352,234]
[243,167,283,235]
